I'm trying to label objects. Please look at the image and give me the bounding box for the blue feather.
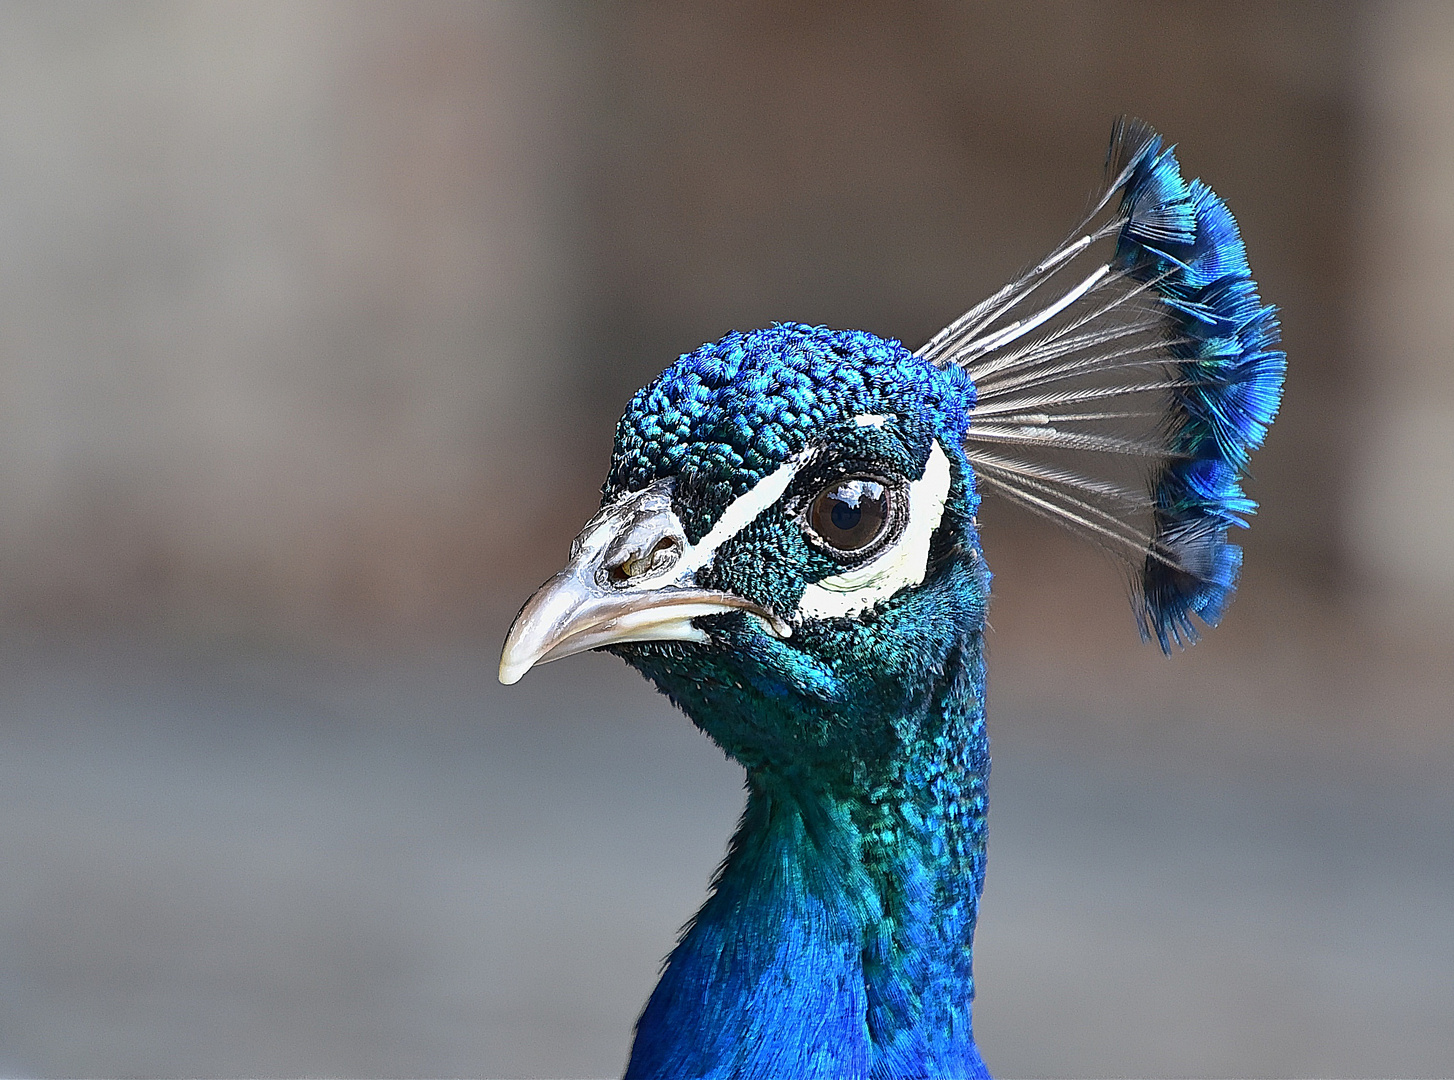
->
[499,119,1284,1079]
[1109,121,1286,649]
[921,120,1283,653]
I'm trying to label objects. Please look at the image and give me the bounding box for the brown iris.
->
[808,477,893,554]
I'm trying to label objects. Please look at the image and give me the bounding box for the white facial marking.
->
[675,449,809,576]
[618,418,949,636]
[794,440,953,621]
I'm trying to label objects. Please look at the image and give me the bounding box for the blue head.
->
[600,323,987,776]
[499,322,995,1079]
[498,119,1283,1080]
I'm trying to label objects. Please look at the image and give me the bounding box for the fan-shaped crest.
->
[918,118,1285,649]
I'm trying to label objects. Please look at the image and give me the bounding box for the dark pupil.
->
[811,479,888,552]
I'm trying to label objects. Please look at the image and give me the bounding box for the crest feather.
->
[919,118,1285,651]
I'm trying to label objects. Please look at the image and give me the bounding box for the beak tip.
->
[498,651,530,686]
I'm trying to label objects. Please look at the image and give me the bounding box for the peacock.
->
[498,119,1284,1080]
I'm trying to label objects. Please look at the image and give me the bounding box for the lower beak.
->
[499,574,786,685]
[498,490,789,685]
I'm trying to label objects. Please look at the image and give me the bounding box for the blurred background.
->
[0,1,1449,1076]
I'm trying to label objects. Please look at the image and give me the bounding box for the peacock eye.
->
[805,476,902,558]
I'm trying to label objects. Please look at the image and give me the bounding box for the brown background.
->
[0,3,1448,1076]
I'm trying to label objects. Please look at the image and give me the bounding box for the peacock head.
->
[499,322,988,771]
[500,118,1286,769]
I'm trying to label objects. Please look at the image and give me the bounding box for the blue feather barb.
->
[919,117,1285,651]
[1111,119,1285,647]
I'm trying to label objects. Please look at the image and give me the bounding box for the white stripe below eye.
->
[794,440,953,621]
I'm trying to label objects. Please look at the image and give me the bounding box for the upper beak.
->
[499,482,790,685]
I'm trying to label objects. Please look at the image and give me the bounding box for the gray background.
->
[0,2,1449,1076]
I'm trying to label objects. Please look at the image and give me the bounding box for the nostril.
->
[607,535,682,584]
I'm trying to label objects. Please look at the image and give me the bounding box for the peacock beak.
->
[499,481,790,685]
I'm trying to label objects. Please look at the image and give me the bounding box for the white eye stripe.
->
[671,415,951,619]
[793,440,952,622]
[675,448,811,576]
[676,411,899,573]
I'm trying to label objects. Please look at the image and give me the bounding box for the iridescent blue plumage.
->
[609,325,975,540]
[607,326,991,1078]
[498,120,1283,1080]
[1109,122,1286,647]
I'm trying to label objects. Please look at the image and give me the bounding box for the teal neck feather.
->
[622,595,990,1079]
[605,324,992,1078]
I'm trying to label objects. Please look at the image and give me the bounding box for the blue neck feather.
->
[530,117,1286,1076]
[604,324,993,1077]
[623,588,991,1079]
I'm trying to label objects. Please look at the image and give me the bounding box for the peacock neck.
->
[624,632,991,1080]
